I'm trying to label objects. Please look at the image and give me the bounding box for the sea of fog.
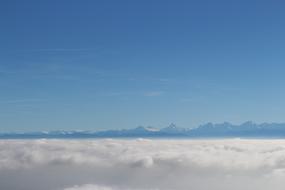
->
[1,139,285,190]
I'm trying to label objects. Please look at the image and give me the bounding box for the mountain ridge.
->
[2,122,285,139]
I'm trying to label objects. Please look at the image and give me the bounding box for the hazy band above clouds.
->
[1,139,285,190]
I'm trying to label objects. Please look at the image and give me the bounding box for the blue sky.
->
[1,0,285,131]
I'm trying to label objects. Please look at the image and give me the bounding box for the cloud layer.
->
[1,139,285,190]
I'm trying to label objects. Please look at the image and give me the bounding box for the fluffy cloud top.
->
[63,184,157,190]
[1,139,285,190]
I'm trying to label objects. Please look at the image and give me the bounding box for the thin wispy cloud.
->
[180,98,195,102]
[144,91,164,97]
[127,77,172,83]
[21,48,99,52]
[97,91,165,98]
[0,99,46,104]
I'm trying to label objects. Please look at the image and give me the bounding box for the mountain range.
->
[1,122,285,139]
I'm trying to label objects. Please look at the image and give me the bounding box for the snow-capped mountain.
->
[1,122,285,138]
[160,123,187,134]
[189,121,285,137]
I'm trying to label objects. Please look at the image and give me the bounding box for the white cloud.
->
[63,184,157,190]
[64,184,114,190]
[1,139,285,190]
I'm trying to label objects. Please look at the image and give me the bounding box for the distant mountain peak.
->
[167,123,178,128]
[161,123,186,133]
[134,126,159,132]
[241,121,255,125]
[2,122,285,139]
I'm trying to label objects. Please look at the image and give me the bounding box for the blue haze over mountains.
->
[2,122,285,139]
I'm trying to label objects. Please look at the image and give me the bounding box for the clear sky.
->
[1,0,285,131]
